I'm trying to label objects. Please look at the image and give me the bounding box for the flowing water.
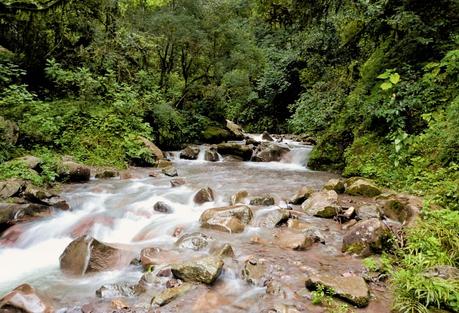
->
[0,138,392,312]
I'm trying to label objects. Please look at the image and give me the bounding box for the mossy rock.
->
[201,126,232,144]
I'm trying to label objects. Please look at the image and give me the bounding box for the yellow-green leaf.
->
[390,73,400,84]
[380,82,393,90]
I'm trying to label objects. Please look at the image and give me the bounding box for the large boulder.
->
[305,274,370,307]
[260,209,290,228]
[0,284,53,313]
[274,229,320,251]
[345,178,382,197]
[151,283,193,306]
[289,186,314,205]
[342,218,392,256]
[204,147,219,162]
[59,235,126,275]
[0,202,54,233]
[0,116,19,145]
[216,143,253,161]
[193,187,215,204]
[180,145,200,160]
[323,179,345,194]
[171,256,223,284]
[377,193,421,225]
[138,136,164,160]
[61,161,91,182]
[301,190,340,218]
[261,131,274,141]
[200,205,253,233]
[251,142,290,162]
[201,126,232,144]
[0,180,25,199]
[226,120,244,139]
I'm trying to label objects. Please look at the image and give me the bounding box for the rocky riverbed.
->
[0,135,421,313]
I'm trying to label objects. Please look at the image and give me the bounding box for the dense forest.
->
[1,0,458,312]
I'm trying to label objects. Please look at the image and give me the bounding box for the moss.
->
[201,126,232,144]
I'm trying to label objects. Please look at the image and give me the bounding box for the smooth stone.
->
[193,187,214,204]
[301,190,340,218]
[151,283,193,306]
[171,256,224,284]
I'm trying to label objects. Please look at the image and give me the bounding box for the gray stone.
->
[301,190,340,218]
[171,256,223,284]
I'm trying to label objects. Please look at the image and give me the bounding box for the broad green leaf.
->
[390,73,400,84]
[377,72,391,79]
[380,82,393,90]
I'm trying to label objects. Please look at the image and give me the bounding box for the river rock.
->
[138,136,165,160]
[211,243,235,258]
[356,204,381,220]
[226,120,244,139]
[0,202,54,232]
[94,169,119,179]
[151,283,193,307]
[261,131,274,141]
[193,187,214,204]
[289,186,314,205]
[204,147,219,162]
[0,180,25,199]
[245,137,260,146]
[140,248,179,268]
[301,190,340,218]
[180,145,200,160]
[377,193,421,225]
[200,205,253,227]
[203,215,246,233]
[162,165,178,177]
[0,284,53,313]
[175,232,211,251]
[153,201,173,213]
[156,159,172,168]
[216,143,253,161]
[251,142,290,162]
[96,282,136,298]
[345,178,382,197]
[342,218,392,256]
[61,161,91,182]
[170,178,186,187]
[241,257,268,286]
[230,190,248,205]
[260,209,290,228]
[250,194,275,206]
[323,178,345,194]
[274,229,320,250]
[59,235,125,275]
[171,256,223,284]
[305,274,370,307]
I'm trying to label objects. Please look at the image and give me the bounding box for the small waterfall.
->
[281,146,313,168]
[197,147,206,161]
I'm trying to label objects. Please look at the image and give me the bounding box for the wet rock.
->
[251,142,290,162]
[250,194,275,206]
[226,120,244,139]
[180,145,200,160]
[0,284,53,313]
[323,178,345,194]
[260,209,290,228]
[261,131,274,141]
[204,148,219,162]
[356,204,381,220]
[151,283,193,307]
[230,190,248,205]
[305,274,370,307]
[171,256,224,284]
[345,178,382,197]
[96,282,136,298]
[22,185,52,204]
[140,248,179,268]
[265,280,282,295]
[289,186,314,205]
[193,187,214,204]
[287,219,312,231]
[175,232,211,251]
[0,180,25,199]
[342,218,392,256]
[156,159,172,168]
[60,235,125,275]
[245,137,260,146]
[94,169,119,179]
[153,201,173,213]
[138,136,164,161]
[0,202,54,232]
[274,229,320,250]
[15,156,42,170]
[170,178,186,187]
[216,143,253,161]
[202,126,233,143]
[241,257,268,286]
[301,190,340,218]
[0,116,19,145]
[211,243,235,258]
[200,205,253,233]
[162,166,178,177]
[61,161,91,182]
[377,194,421,225]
